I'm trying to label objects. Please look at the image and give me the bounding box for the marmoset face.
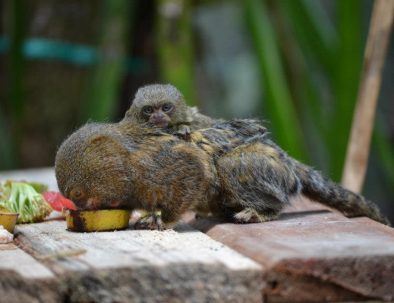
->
[141,102,175,128]
[126,84,187,128]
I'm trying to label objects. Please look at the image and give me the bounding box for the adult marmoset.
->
[123,84,215,138]
[55,119,389,229]
[55,122,219,229]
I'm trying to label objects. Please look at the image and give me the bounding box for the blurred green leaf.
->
[244,0,308,161]
[0,110,17,169]
[156,0,195,105]
[328,0,363,180]
[82,0,133,121]
[279,0,338,77]
[271,0,330,162]
[8,0,26,120]
[374,116,394,189]
[4,0,27,168]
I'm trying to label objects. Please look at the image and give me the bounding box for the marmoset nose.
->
[151,112,165,120]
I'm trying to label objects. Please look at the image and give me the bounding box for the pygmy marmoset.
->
[123,84,215,138]
[55,118,389,229]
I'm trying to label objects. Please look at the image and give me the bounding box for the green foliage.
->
[8,0,26,120]
[0,110,17,170]
[330,0,363,179]
[244,0,384,183]
[156,0,195,106]
[244,0,308,162]
[374,116,394,187]
[3,0,27,169]
[280,0,337,77]
[82,0,133,122]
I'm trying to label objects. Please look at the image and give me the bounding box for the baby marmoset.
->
[123,84,214,138]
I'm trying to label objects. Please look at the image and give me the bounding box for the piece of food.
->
[0,181,52,223]
[42,191,77,211]
[0,211,18,233]
[66,209,130,232]
[0,225,14,243]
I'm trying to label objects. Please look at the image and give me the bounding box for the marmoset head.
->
[55,123,133,210]
[125,84,190,128]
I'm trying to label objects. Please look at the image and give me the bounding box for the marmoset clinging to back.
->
[55,118,389,230]
[123,84,215,138]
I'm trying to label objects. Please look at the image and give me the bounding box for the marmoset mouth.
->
[83,197,102,210]
[151,120,169,128]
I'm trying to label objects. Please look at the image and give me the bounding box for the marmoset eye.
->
[70,188,84,200]
[142,106,153,114]
[162,103,173,112]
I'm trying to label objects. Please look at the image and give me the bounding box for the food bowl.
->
[0,212,19,233]
[65,209,131,232]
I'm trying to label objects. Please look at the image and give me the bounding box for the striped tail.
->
[294,161,390,225]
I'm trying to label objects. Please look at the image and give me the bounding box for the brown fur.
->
[55,122,219,228]
[55,118,389,229]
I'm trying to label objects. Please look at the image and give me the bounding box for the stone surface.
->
[190,198,394,302]
[14,221,262,303]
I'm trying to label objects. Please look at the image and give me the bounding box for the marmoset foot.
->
[233,208,278,224]
[134,210,165,230]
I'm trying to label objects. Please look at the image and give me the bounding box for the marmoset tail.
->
[295,161,389,224]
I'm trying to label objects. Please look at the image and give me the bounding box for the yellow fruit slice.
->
[66,209,130,232]
[0,212,18,233]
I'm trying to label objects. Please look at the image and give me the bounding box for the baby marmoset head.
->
[124,84,191,129]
